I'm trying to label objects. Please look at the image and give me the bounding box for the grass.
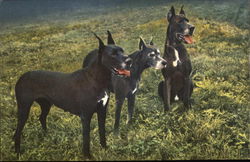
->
[0,0,249,160]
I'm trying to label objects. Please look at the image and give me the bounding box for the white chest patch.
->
[98,91,109,106]
[174,95,179,101]
[149,51,155,55]
[132,87,137,94]
[173,48,180,67]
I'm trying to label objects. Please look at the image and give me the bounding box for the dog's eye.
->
[149,52,156,57]
[177,19,184,24]
[177,18,189,24]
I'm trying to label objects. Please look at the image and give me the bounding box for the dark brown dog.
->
[158,6,195,111]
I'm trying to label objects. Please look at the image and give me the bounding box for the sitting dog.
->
[13,33,131,158]
[83,32,167,135]
[158,6,195,111]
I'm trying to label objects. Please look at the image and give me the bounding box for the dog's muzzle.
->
[111,57,131,77]
[162,60,168,68]
[176,33,194,44]
[189,26,195,36]
[125,57,132,68]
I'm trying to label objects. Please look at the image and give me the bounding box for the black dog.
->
[13,33,131,158]
[83,33,167,135]
[158,6,195,111]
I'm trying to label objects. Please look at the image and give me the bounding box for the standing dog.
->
[158,6,195,111]
[13,33,131,158]
[112,37,167,135]
[83,33,167,135]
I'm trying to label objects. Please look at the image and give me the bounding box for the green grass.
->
[0,0,249,160]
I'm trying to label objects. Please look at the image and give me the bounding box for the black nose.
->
[189,26,195,36]
[162,60,167,67]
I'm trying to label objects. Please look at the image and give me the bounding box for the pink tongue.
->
[117,69,130,77]
[184,35,194,44]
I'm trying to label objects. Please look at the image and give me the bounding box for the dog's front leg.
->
[114,94,125,136]
[97,98,109,148]
[163,79,171,112]
[127,93,135,125]
[80,113,93,159]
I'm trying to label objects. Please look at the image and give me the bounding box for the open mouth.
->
[176,33,194,44]
[112,68,130,77]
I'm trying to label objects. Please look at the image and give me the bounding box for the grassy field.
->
[0,0,249,160]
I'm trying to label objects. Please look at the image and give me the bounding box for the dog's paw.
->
[83,152,92,160]
[126,119,133,125]
[102,144,108,150]
[100,141,107,149]
[164,107,171,113]
[113,129,120,137]
[190,98,195,104]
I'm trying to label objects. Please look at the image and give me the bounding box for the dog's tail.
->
[158,81,164,100]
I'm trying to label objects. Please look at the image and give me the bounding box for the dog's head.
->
[94,32,131,77]
[137,37,167,70]
[165,46,181,68]
[167,6,195,44]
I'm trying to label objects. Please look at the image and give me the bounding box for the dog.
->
[13,32,131,159]
[158,6,195,111]
[83,33,167,135]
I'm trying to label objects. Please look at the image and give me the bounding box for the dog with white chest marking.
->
[158,6,195,111]
[13,32,131,159]
[83,32,167,135]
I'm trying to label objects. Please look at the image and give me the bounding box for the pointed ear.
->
[139,37,146,50]
[179,5,185,16]
[167,6,175,22]
[149,37,154,46]
[92,32,106,62]
[93,32,105,52]
[107,30,115,45]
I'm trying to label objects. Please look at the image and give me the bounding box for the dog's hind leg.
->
[97,98,109,148]
[190,80,194,98]
[113,94,125,136]
[13,97,33,154]
[127,93,135,125]
[80,112,93,159]
[36,98,51,131]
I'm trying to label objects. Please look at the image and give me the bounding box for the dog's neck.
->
[83,59,111,87]
[129,51,147,82]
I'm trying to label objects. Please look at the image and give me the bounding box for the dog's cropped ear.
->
[149,37,154,46]
[179,5,185,16]
[167,6,175,21]
[93,32,105,52]
[139,37,146,50]
[107,30,115,45]
[93,32,106,63]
